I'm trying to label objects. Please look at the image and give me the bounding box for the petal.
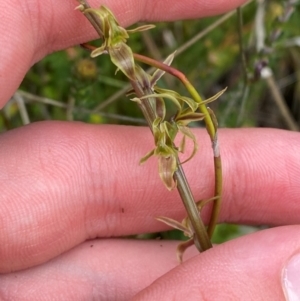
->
[90,45,107,58]
[130,97,142,104]
[178,125,198,163]
[127,24,156,33]
[178,135,186,153]
[175,111,206,125]
[154,88,198,111]
[161,121,178,142]
[139,149,155,164]
[158,155,177,191]
[143,92,182,111]
[155,97,166,120]
[207,107,218,130]
[179,96,198,111]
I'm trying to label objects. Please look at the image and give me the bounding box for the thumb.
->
[133,226,300,301]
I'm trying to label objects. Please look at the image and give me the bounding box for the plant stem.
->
[236,7,251,127]
[175,163,212,250]
[76,0,104,38]
[261,67,299,131]
[130,79,212,251]
[133,53,222,238]
[77,0,218,250]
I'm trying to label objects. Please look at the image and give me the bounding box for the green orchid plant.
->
[76,0,225,261]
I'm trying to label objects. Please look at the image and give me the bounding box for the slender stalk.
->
[81,42,223,240]
[133,53,222,237]
[236,7,251,126]
[130,79,212,251]
[17,90,146,124]
[82,41,222,241]
[237,7,249,83]
[13,93,30,125]
[261,67,299,131]
[77,0,219,249]
[176,163,212,250]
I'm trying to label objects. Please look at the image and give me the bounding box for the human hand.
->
[1,1,300,300]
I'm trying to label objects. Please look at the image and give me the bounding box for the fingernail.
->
[282,253,300,301]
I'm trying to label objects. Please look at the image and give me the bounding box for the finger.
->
[1,0,247,106]
[0,123,300,272]
[133,226,300,301]
[1,226,299,301]
[0,239,199,300]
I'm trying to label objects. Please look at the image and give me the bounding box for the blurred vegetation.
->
[4,0,300,245]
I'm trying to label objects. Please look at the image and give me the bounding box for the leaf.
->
[109,42,136,80]
[207,107,218,130]
[156,216,192,235]
[176,239,194,263]
[195,196,220,211]
[134,65,151,90]
[163,51,177,66]
[151,51,176,86]
[202,87,227,105]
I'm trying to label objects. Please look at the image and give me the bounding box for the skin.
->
[0,0,299,300]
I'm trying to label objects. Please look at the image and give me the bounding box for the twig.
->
[13,93,30,125]
[16,90,147,124]
[236,7,251,126]
[255,0,266,53]
[66,97,75,121]
[261,67,299,131]
[129,78,212,251]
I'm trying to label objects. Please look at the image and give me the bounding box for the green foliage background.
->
[4,1,300,245]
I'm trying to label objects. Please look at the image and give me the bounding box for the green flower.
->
[139,118,178,190]
[80,5,154,80]
[131,51,226,190]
